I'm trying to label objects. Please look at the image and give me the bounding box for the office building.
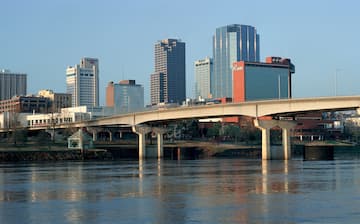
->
[66,57,99,107]
[0,69,27,101]
[150,39,186,105]
[212,24,260,98]
[38,89,72,112]
[194,57,212,99]
[106,80,144,113]
[233,56,295,102]
[150,72,167,104]
[0,96,50,113]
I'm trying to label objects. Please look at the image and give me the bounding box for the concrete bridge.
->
[87,96,360,126]
[80,96,360,160]
[10,96,360,160]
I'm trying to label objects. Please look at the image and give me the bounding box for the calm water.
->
[1,156,360,223]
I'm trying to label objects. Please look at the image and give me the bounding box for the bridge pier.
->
[254,119,296,160]
[152,127,168,158]
[87,127,100,142]
[132,125,152,159]
[107,130,113,142]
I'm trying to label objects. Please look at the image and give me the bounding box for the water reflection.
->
[1,159,360,223]
[259,160,291,195]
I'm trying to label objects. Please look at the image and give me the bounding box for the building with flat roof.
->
[0,96,50,113]
[106,80,144,113]
[212,24,260,98]
[150,39,186,105]
[233,56,295,102]
[66,57,99,107]
[194,57,212,99]
[38,89,72,112]
[0,69,27,101]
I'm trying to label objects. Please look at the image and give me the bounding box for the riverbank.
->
[0,146,112,162]
[0,141,261,161]
[0,140,359,162]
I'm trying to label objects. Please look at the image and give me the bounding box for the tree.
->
[223,125,241,143]
[206,123,221,139]
[7,112,28,146]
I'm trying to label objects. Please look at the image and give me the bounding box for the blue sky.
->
[1,0,360,105]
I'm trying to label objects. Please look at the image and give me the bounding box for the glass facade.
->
[212,24,260,98]
[245,66,289,101]
[112,82,144,113]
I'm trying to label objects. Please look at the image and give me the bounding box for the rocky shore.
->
[0,147,112,162]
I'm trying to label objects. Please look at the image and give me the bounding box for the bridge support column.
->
[132,125,152,159]
[254,119,296,160]
[87,127,100,142]
[153,127,168,158]
[283,128,291,160]
[119,131,123,139]
[254,120,272,160]
[108,130,113,142]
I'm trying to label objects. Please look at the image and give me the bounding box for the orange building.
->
[233,56,295,103]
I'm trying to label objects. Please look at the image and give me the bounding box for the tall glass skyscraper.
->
[212,24,260,98]
[150,39,186,105]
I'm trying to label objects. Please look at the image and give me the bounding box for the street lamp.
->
[335,69,343,96]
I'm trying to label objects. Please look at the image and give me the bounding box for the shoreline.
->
[0,141,358,162]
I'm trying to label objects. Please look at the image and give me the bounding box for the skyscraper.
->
[106,80,144,113]
[194,57,212,99]
[0,69,27,101]
[66,57,99,107]
[150,39,186,105]
[212,24,260,98]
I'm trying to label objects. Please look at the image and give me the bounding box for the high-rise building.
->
[106,80,144,113]
[0,69,27,101]
[150,39,186,105]
[212,24,260,98]
[233,56,295,102]
[194,57,212,99]
[150,72,167,104]
[38,89,72,112]
[66,57,99,107]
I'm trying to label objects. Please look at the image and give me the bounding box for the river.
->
[1,154,360,223]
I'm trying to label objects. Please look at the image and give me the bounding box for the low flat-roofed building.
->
[0,96,50,113]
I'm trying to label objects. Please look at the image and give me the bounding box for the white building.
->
[0,69,27,101]
[25,106,113,128]
[0,112,29,129]
[106,80,144,113]
[66,58,99,107]
[194,57,212,99]
[26,112,79,128]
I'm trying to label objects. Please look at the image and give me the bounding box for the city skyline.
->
[1,0,360,105]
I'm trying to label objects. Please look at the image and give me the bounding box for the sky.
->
[1,0,360,106]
